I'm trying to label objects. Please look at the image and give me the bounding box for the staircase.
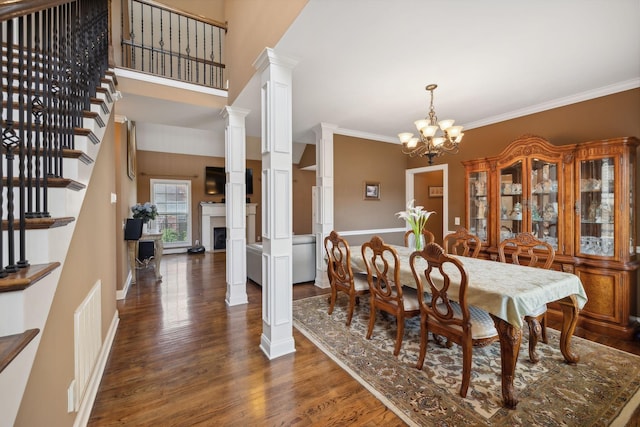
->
[0,1,115,425]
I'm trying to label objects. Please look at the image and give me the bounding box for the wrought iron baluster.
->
[31,11,45,218]
[17,16,29,268]
[4,18,19,272]
[0,21,7,278]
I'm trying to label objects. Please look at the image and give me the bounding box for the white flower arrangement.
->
[131,202,158,223]
[396,199,435,250]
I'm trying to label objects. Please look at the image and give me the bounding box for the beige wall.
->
[292,166,316,235]
[414,171,444,243]
[16,120,119,426]
[116,121,137,291]
[224,0,307,103]
[334,134,408,246]
[156,0,225,22]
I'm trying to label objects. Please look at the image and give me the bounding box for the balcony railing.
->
[120,0,226,90]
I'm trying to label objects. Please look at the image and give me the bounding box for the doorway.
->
[405,164,448,243]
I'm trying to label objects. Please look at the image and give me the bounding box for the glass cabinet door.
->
[530,159,560,250]
[499,161,523,241]
[468,171,488,242]
[578,158,615,257]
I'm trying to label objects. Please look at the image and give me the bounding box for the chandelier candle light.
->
[396,200,435,251]
[398,84,464,164]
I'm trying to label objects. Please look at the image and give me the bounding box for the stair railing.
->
[1,0,109,276]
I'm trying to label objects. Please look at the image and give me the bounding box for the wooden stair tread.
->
[0,329,39,374]
[0,146,94,164]
[3,177,85,190]
[2,217,74,230]
[0,262,60,293]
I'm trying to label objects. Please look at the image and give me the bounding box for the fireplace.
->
[200,202,258,252]
[213,227,227,250]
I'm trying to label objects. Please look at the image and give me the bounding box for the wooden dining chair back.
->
[498,232,555,269]
[410,242,498,398]
[442,227,482,258]
[361,235,420,356]
[324,230,370,326]
[497,232,556,362]
[403,229,435,248]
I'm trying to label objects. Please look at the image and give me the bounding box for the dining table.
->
[349,244,588,409]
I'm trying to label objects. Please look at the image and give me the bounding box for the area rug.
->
[292,294,640,426]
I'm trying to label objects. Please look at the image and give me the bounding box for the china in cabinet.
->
[463,135,639,339]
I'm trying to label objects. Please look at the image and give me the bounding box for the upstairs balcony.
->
[120,0,227,90]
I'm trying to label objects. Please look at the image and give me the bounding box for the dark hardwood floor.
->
[89,252,404,426]
[89,252,640,426]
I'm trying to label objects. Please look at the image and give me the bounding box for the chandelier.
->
[398,84,464,164]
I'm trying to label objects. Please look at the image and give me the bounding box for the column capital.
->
[253,47,298,72]
[221,106,250,120]
[312,122,339,138]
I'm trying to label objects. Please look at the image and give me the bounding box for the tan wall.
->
[292,166,316,235]
[224,0,307,103]
[414,171,444,243]
[334,135,408,246]
[116,121,137,291]
[155,0,225,21]
[16,120,118,427]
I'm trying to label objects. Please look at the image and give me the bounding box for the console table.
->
[127,231,163,284]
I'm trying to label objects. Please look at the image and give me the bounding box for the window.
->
[151,179,191,247]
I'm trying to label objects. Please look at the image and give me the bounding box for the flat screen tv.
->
[205,167,254,196]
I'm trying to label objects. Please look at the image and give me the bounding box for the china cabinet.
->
[463,135,639,339]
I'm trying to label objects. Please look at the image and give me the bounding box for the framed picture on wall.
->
[127,120,137,180]
[364,182,380,200]
[429,186,444,198]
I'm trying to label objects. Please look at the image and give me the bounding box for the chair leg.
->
[346,293,356,326]
[459,337,472,398]
[416,315,428,370]
[327,288,338,315]
[366,302,376,340]
[394,315,404,356]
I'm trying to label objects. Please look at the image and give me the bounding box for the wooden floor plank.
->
[89,252,640,426]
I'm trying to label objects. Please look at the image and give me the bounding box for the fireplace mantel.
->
[200,202,257,251]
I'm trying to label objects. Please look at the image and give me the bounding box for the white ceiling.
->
[118,0,640,148]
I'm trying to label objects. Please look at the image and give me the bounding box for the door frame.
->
[405,163,449,237]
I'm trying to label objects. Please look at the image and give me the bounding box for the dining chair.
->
[404,229,435,248]
[361,235,420,356]
[410,242,499,398]
[498,232,556,363]
[442,226,482,258]
[324,230,370,326]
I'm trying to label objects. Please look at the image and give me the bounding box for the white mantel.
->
[200,202,257,251]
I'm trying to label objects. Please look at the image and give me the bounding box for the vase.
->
[414,231,424,251]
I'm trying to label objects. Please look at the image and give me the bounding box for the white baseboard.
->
[116,271,132,300]
[73,310,119,427]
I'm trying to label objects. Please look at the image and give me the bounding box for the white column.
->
[222,106,250,306]
[254,48,297,359]
[313,123,336,289]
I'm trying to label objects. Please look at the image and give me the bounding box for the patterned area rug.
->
[292,294,640,426]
